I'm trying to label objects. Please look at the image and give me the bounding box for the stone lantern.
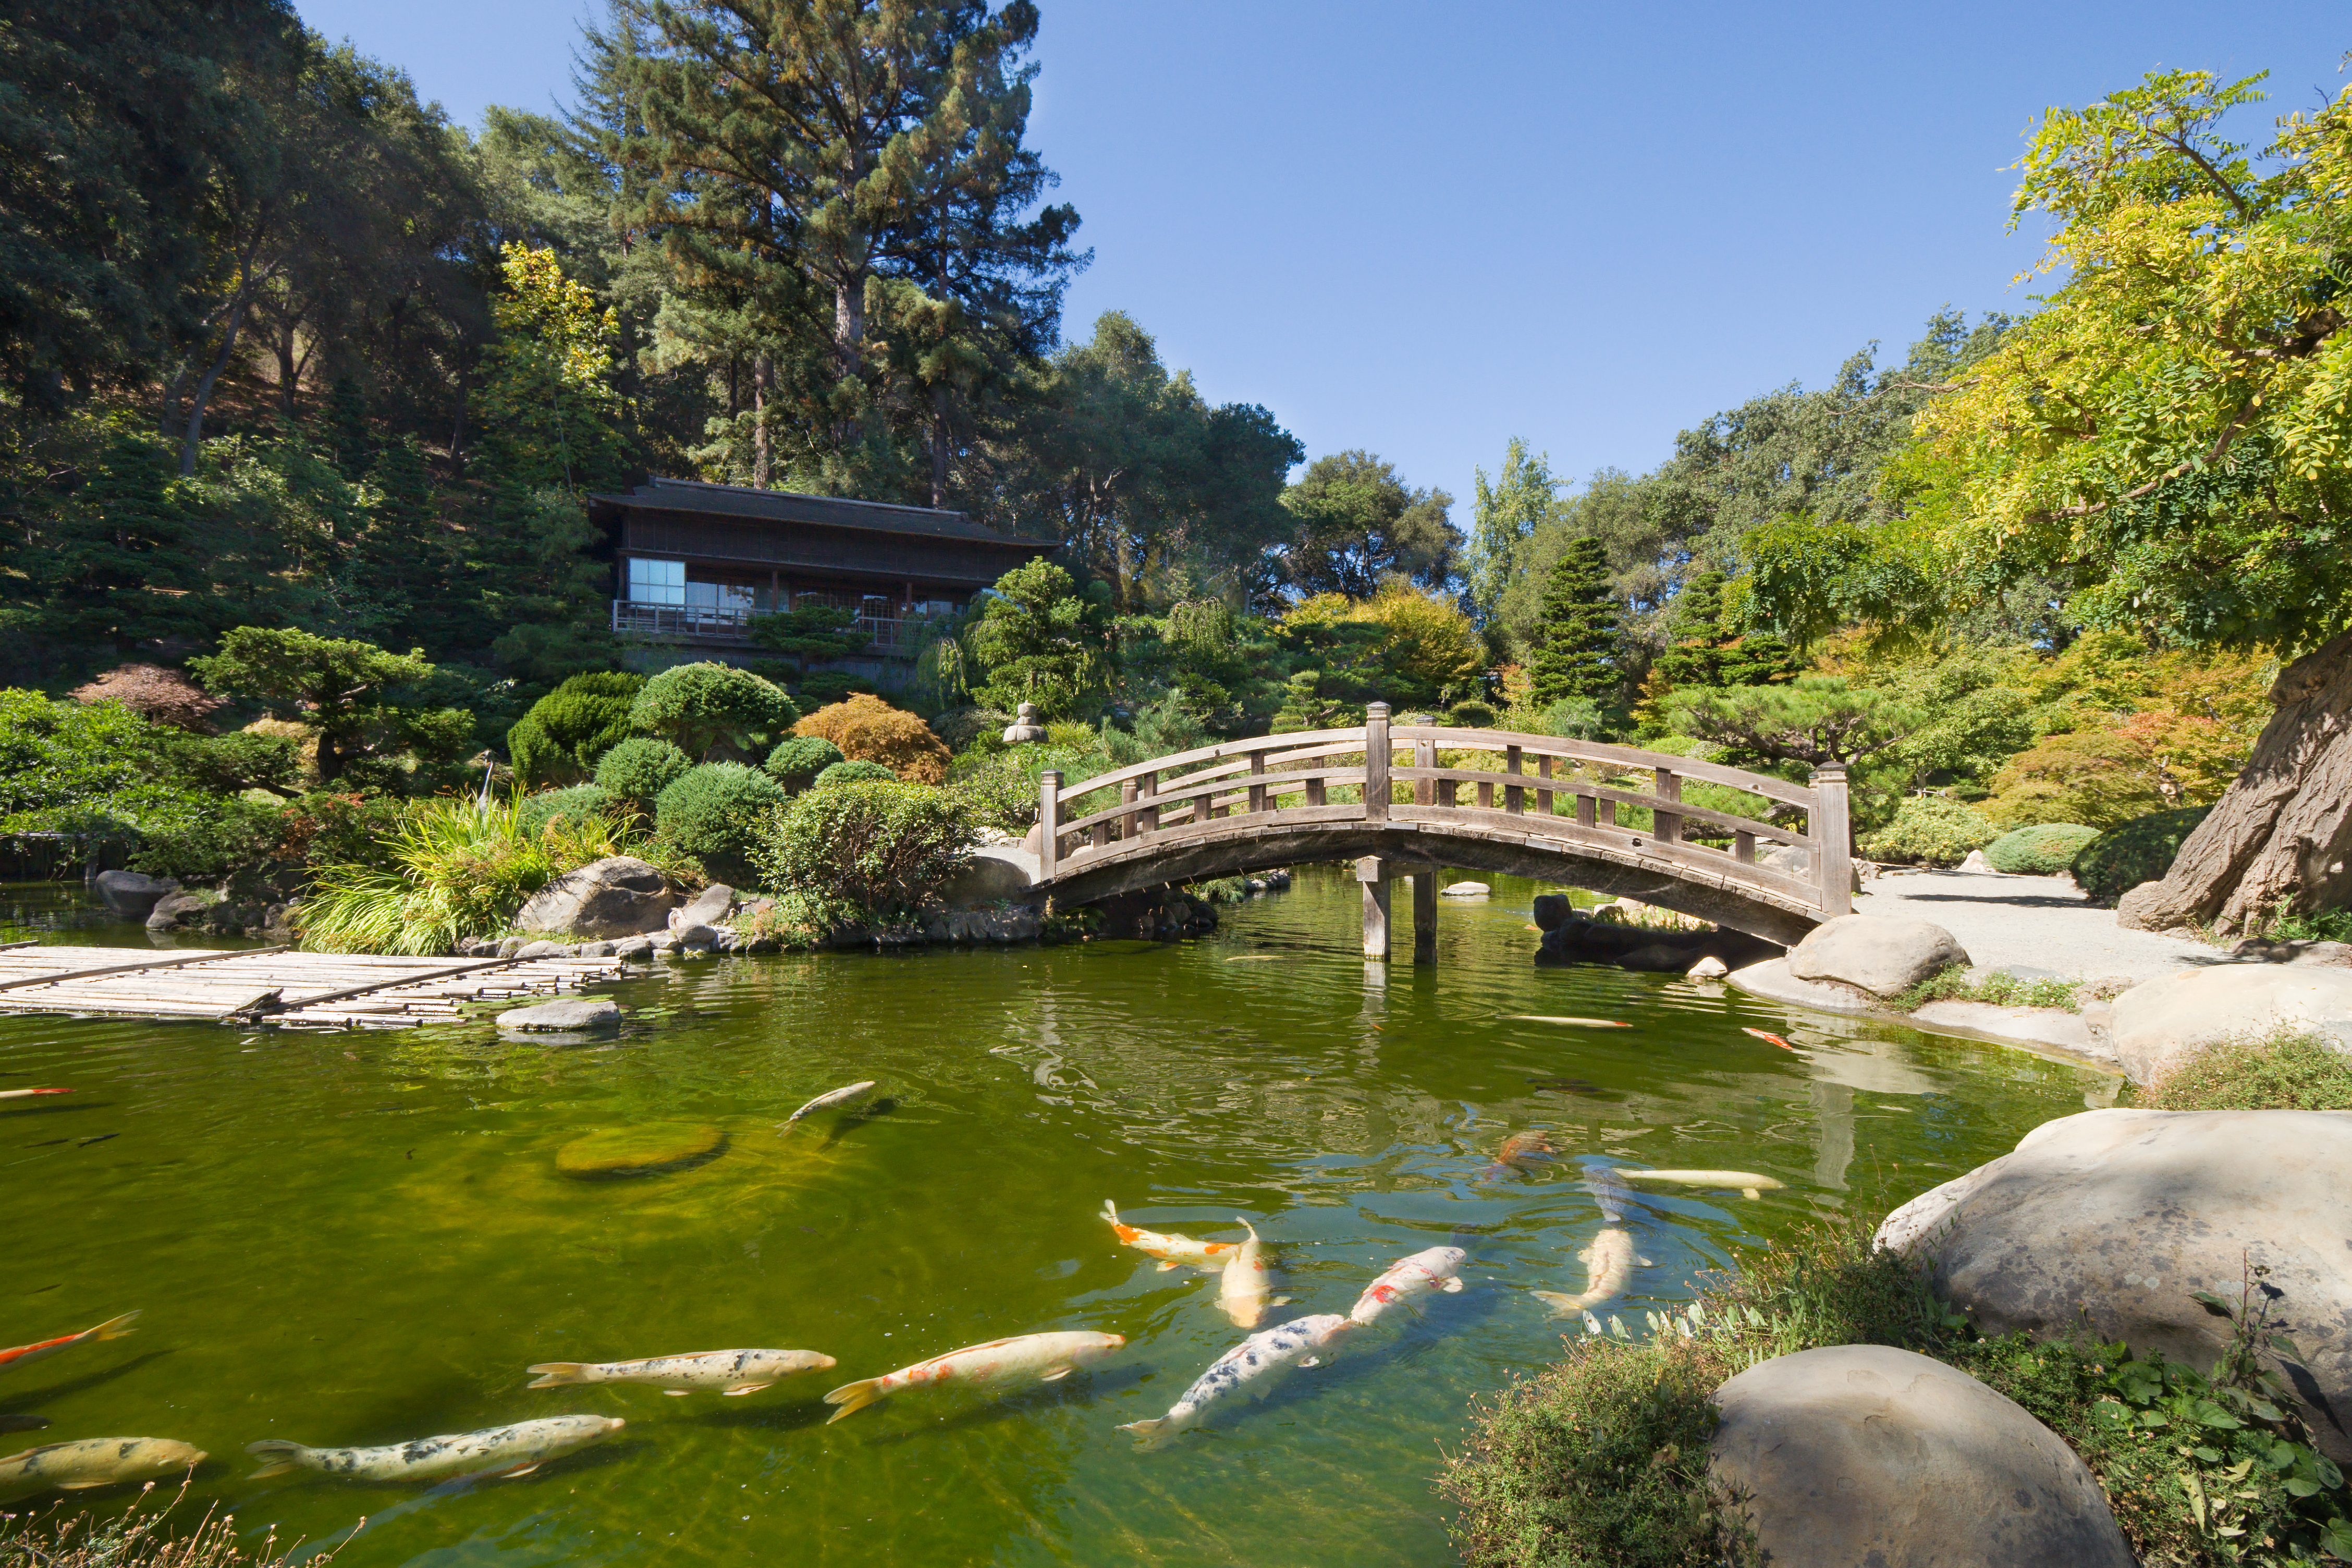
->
[1001,701,1048,744]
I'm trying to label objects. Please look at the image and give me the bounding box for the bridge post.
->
[1413,867,1438,964]
[1357,855,1392,960]
[1038,771,1061,879]
[1363,703,1390,821]
[1810,764,1854,918]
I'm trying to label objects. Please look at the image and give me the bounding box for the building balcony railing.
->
[610,599,935,656]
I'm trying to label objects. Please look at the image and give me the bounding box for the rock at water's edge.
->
[513,856,676,940]
[1530,893,1572,932]
[556,1122,726,1178]
[2107,965,2352,1083]
[498,997,621,1033]
[1709,1344,2133,1567]
[1441,881,1490,897]
[95,870,179,919]
[669,883,734,932]
[1786,914,1969,998]
[1686,954,1729,979]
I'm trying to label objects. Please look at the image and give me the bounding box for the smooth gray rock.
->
[512,855,677,940]
[496,997,621,1033]
[611,935,654,961]
[1762,843,1865,891]
[1787,914,1969,998]
[1876,1108,2352,1461]
[2107,965,2352,1083]
[1686,954,1729,979]
[669,884,734,932]
[1441,881,1490,897]
[144,891,214,930]
[497,935,527,958]
[460,938,502,958]
[1709,1344,2133,1567]
[674,923,717,950]
[515,939,571,960]
[935,847,1035,908]
[1957,848,1994,872]
[95,871,179,919]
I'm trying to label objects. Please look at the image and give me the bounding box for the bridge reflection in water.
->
[1034,702,1853,958]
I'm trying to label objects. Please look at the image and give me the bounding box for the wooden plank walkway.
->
[0,946,622,1029]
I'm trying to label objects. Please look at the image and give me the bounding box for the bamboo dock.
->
[0,942,622,1029]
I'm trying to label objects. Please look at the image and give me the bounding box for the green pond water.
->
[0,869,2114,1566]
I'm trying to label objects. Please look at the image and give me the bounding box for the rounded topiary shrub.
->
[765,736,847,793]
[655,762,791,864]
[793,693,951,784]
[814,760,897,788]
[630,662,799,760]
[516,784,611,836]
[595,736,693,811]
[507,671,644,789]
[1446,700,1498,728]
[1857,794,1997,867]
[2071,805,2213,903]
[1983,822,2102,875]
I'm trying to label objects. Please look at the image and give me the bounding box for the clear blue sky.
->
[297,0,2344,513]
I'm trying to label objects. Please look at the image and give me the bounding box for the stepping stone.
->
[497,997,621,1033]
[557,1123,727,1179]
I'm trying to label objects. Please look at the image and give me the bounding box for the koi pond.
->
[0,868,2112,1565]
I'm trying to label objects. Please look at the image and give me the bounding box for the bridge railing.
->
[1036,702,1853,919]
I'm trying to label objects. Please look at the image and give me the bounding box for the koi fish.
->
[1348,1246,1467,1325]
[1478,1129,1557,1180]
[1116,1314,1354,1451]
[1219,1219,1273,1328]
[0,1312,137,1372]
[1618,1169,1784,1200]
[0,1087,71,1100]
[1741,1028,1795,1050]
[526,1348,835,1395]
[246,1414,623,1483]
[822,1331,1125,1424]
[0,1437,205,1502]
[1530,1227,1645,1316]
[1509,1016,1632,1028]
[1101,1200,1238,1271]
[779,1080,876,1133]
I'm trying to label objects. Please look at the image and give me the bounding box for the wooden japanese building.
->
[589,477,1059,659]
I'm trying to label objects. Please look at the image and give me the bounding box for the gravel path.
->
[1855,868,2228,985]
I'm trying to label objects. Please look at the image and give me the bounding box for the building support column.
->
[1357,855,1392,961]
[1413,868,1438,965]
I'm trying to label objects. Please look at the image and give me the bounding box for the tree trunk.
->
[180,294,249,475]
[2118,631,2352,935]
[930,380,951,507]
[752,353,772,489]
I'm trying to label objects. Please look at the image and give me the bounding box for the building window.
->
[628,558,685,605]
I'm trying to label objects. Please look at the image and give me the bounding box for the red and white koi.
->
[1741,1027,1796,1050]
[0,1087,71,1101]
[1101,1200,1235,1272]
[526,1347,835,1395]
[1218,1219,1273,1328]
[0,1312,137,1373]
[822,1331,1125,1424]
[1116,1314,1354,1450]
[1348,1246,1467,1325]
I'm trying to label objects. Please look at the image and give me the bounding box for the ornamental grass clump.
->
[747,781,975,926]
[2,1484,329,1566]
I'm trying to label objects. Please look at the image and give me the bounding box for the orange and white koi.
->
[0,1087,71,1100]
[1218,1219,1273,1328]
[1349,1246,1467,1325]
[823,1331,1124,1423]
[1478,1129,1558,1180]
[1101,1200,1235,1272]
[0,1313,137,1373]
[1116,1314,1354,1450]
[1741,1027,1796,1050]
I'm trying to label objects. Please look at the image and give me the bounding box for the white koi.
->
[1101,1200,1236,1271]
[1349,1246,1467,1325]
[245,1414,622,1483]
[1618,1169,1784,1199]
[0,1437,204,1502]
[526,1348,835,1395]
[1219,1219,1272,1328]
[1116,1314,1354,1450]
[822,1331,1125,1424]
[779,1080,876,1133]
[1530,1226,1647,1316]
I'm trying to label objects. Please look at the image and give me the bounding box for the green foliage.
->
[0,688,260,868]
[515,784,613,836]
[1278,449,1457,599]
[930,706,1013,751]
[1647,570,1799,697]
[300,796,655,954]
[1891,967,2081,1013]
[1671,676,1916,769]
[814,760,897,788]
[629,663,798,761]
[2072,806,2215,903]
[1538,696,1606,740]
[1447,700,1498,728]
[1466,437,1561,623]
[965,560,1113,721]
[746,604,868,667]
[472,244,628,494]
[2135,1028,2352,1112]
[506,671,643,787]
[794,670,879,708]
[948,740,1114,835]
[747,781,977,924]
[190,626,472,785]
[764,736,847,792]
[593,737,692,811]
[654,762,790,864]
[1858,795,1998,867]
[2263,906,2352,945]
[1528,535,1623,707]
[1984,822,2103,875]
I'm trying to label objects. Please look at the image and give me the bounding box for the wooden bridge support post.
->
[1364,702,1390,820]
[1357,855,1392,961]
[1810,764,1854,918]
[1038,771,1062,879]
[1412,867,1438,964]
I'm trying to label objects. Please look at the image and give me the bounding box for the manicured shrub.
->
[68,663,225,730]
[947,740,1116,835]
[1446,699,1498,728]
[747,780,975,923]
[794,669,877,707]
[2070,805,2212,904]
[507,671,643,787]
[764,736,846,792]
[630,662,799,760]
[1538,696,1604,739]
[1857,794,1996,866]
[1983,821,2102,875]
[930,705,1012,751]
[655,761,790,863]
[516,784,612,835]
[793,692,950,783]
[814,759,896,788]
[594,737,692,810]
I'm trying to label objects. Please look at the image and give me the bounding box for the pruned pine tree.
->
[1528,536,1622,707]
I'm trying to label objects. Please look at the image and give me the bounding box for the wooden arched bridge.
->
[1031,703,1852,960]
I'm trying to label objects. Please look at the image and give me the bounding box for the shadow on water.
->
[5,1350,176,1410]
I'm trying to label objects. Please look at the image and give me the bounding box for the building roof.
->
[589,477,1059,549]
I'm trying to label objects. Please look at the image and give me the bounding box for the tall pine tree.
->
[1528,535,1621,706]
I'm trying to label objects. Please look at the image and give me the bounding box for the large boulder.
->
[2107,965,2352,1083]
[1876,1108,2352,1461]
[1761,843,1865,892]
[1786,914,1969,998]
[145,891,216,931]
[934,848,1037,909]
[94,870,179,919]
[513,856,677,940]
[668,883,735,932]
[1709,1344,2133,1567]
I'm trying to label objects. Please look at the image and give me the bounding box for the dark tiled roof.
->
[590,477,1058,549]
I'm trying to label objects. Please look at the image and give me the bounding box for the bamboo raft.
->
[0,942,622,1030]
